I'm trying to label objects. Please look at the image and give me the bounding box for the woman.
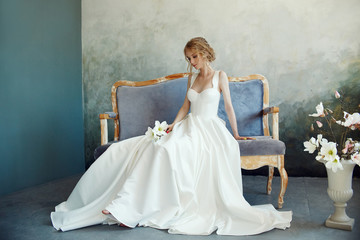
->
[51,37,292,235]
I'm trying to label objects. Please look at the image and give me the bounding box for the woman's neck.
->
[198,65,214,77]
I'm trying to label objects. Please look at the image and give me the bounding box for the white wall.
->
[82,0,360,175]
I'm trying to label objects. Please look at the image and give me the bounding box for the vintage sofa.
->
[94,73,288,208]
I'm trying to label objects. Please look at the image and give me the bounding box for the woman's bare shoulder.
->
[218,70,229,83]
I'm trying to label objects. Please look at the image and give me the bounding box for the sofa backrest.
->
[218,79,264,136]
[113,74,266,140]
[116,77,188,140]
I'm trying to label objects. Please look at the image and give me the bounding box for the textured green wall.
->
[280,63,360,177]
[0,0,84,196]
[82,0,360,176]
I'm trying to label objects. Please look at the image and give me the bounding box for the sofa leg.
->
[267,166,274,195]
[278,155,288,209]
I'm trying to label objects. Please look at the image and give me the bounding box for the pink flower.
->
[342,142,352,154]
[351,153,360,166]
[335,90,341,99]
[316,121,323,128]
[342,138,357,154]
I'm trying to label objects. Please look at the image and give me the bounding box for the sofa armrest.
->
[99,112,119,145]
[263,106,279,140]
[263,106,279,115]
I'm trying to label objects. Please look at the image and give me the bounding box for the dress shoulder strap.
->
[212,70,220,89]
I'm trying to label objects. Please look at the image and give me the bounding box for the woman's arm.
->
[218,71,242,139]
[167,75,192,132]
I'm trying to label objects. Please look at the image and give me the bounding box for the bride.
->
[51,37,292,235]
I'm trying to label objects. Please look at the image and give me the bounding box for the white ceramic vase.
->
[325,160,356,231]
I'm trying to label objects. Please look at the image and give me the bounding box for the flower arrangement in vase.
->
[303,90,359,230]
[303,91,360,171]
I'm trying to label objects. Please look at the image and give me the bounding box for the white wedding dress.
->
[51,71,292,235]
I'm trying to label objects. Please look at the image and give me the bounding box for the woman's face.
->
[185,48,206,70]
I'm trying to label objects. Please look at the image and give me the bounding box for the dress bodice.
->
[187,71,220,119]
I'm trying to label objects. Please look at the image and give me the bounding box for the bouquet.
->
[145,120,169,142]
[303,90,360,172]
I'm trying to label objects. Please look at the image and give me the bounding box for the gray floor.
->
[0,174,359,240]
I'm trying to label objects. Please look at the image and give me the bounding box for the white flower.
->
[145,127,153,138]
[346,112,360,130]
[315,153,324,161]
[309,102,325,117]
[145,121,169,142]
[145,127,157,141]
[351,153,360,166]
[316,121,323,128]
[354,142,360,151]
[320,141,338,161]
[313,135,332,162]
[325,156,343,172]
[304,137,318,153]
[336,112,360,130]
[317,134,327,146]
[153,120,168,136]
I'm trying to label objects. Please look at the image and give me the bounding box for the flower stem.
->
[324,115,337,144]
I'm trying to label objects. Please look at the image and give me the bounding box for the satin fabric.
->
[51,71,292,235]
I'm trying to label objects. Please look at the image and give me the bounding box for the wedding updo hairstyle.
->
[184,37,216,72]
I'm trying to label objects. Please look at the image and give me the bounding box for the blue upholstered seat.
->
[94,137,285,160]
[94,76,285,159]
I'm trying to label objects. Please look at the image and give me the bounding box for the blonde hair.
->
[184,37,216,72]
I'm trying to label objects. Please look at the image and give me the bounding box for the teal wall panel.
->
[0,0,84,196]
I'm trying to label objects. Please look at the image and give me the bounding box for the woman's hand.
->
[166,123,175,133]
[234,135,242,140]
[235,135,256,140]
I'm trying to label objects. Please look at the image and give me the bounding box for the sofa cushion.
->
[94,136,285,160]
[238,136,285,156]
